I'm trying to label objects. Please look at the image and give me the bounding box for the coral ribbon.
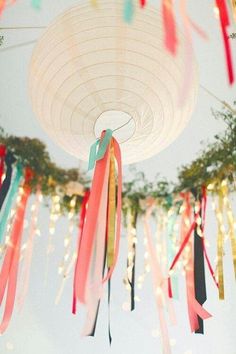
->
[82,154,110,336]
[73,136,111,304]
[0,0,6,15]
[72,190,90,314]
[215,0,234,84]
[0,167,33,334]
[162,0,177,55]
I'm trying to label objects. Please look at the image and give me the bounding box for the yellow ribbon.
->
[231,0,236,22]
[107,143,116,268]
[222,181,236,280]
[216,187,224,300]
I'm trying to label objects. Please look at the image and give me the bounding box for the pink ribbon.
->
[215,0,234,84]
[73,190,90,314]
[144,201,173,354]
[168,192,212,332]
[17,185,41,310]
[82,157,110,336]
[162,0,177,55]
[0,167,32,333]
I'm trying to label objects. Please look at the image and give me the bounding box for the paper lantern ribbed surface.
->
[29,0,198,164]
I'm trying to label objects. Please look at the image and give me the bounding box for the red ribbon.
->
[162,0,177,55]
[0,167,32,333]
[139,0,146,7]
[0,144,6,190]
[216,0,234,84]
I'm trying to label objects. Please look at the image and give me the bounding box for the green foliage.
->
[0,104,235,214]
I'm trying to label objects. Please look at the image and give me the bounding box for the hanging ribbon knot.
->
[88,129,113,171]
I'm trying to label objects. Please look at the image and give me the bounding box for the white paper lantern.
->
[29,0,198,164]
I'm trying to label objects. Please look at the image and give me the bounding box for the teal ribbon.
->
[124,0,134,23]
[0,164,23,244]
[88,129,113,171]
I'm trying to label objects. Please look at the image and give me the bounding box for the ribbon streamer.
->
[124,0,134,23]
[0,163,23,244]
[216,184,225,299]
[17,186,42,310]
[0,0,6,15]
[230,0,236,22]
[73,190,90,314]
[139,0,146,7]
[0,167,33,334]
[0,152,16,211]
[124,208,138,311]
[88,129,113,171]
[0,144,6,189]
[31,0,41,9]
[162,0,177,55]
[73,131,122,340]
[193,190,206,334]
[215,0,234,84]
[143,201,172,354]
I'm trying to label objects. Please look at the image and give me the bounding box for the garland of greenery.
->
[0,105,235,213]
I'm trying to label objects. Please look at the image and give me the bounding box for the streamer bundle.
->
[0,167,33,334]
[73,130,122,337]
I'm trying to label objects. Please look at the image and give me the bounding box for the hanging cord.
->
[0,26,46,30]
[200,84,236,114]
[95,117,134,140]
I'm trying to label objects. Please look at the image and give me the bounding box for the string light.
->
[57,196,76,276]
[45,193,61,284]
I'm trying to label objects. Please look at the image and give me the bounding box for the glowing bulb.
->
[70,198,76,208]
[170,339,176,347]
[213,5,219,18]
[49,227,55,235]
[64,238,70,247]
[53,195,60,203]
[6,342,14,351]
[151,329,160,338]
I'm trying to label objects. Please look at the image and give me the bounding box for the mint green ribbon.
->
[88,129,113,171]
[124,0,134,23]
[0,164,23,244]
[31,0,41,9]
